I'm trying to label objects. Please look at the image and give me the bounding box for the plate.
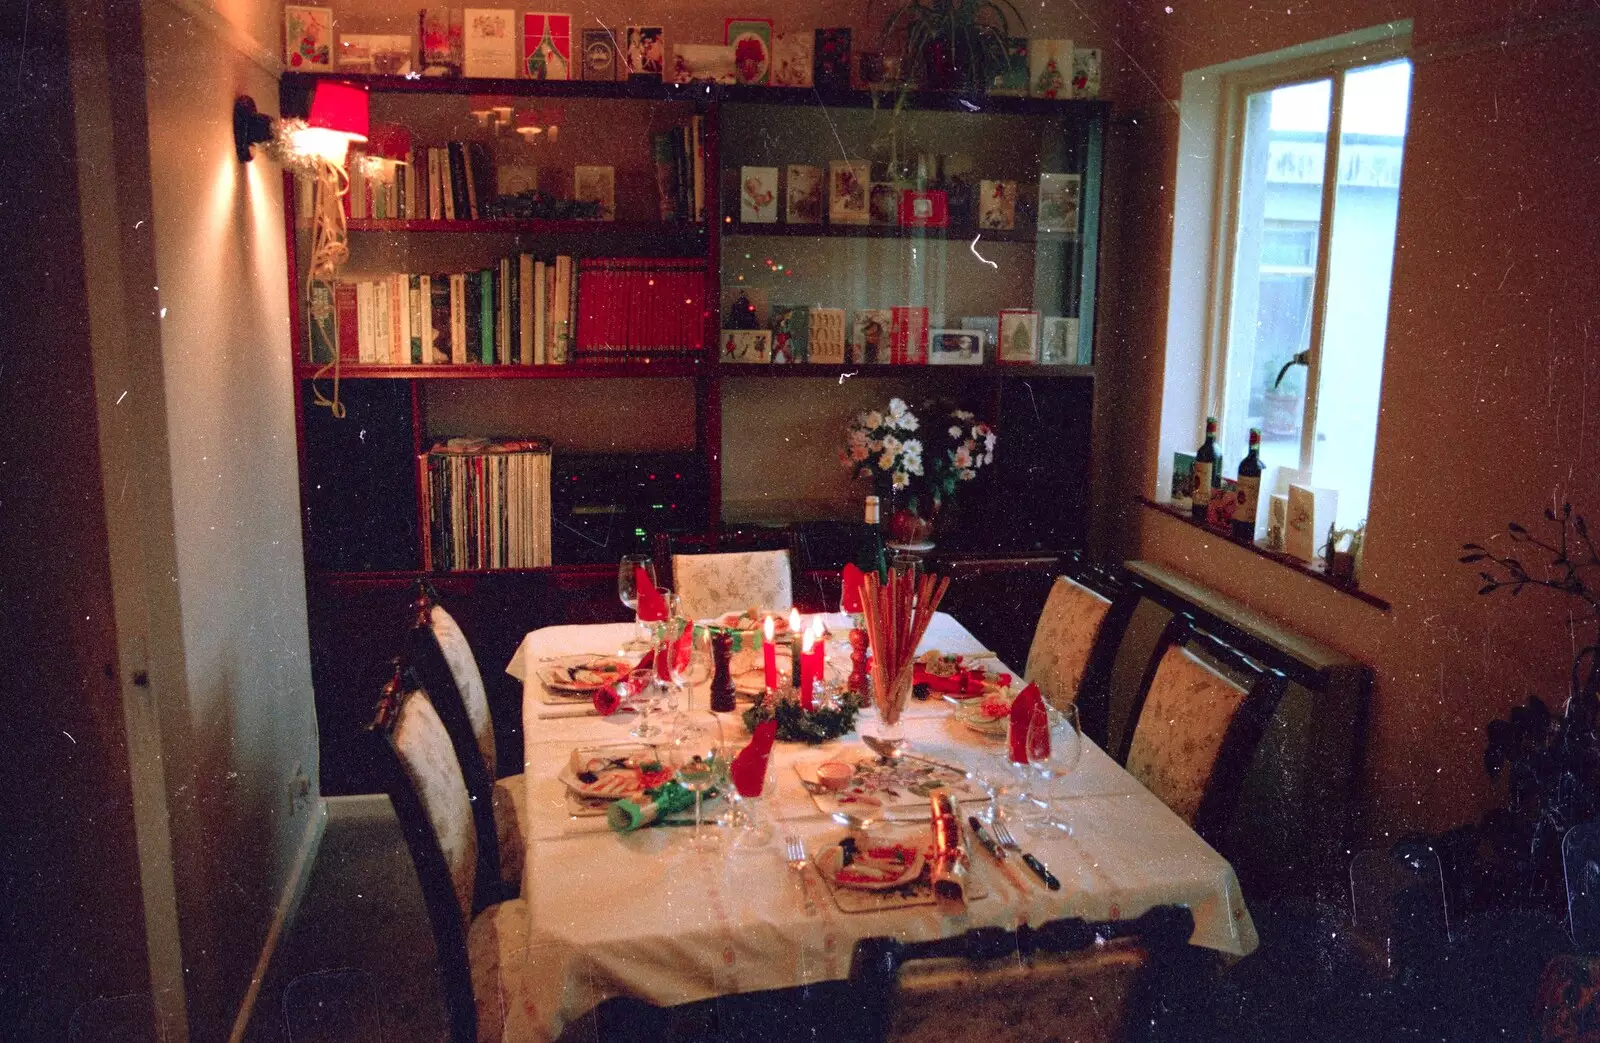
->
[953,701,1010,736]
[717,609,795,637]
[885,541,935,552]
[542,655,633,694]
[556,744,668,801]
[814,835,926,891]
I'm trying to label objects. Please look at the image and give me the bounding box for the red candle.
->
[762,615,778,691]
[800,621,823,710]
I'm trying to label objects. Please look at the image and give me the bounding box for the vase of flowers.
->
[925,406,997,517]
[844,399,996,546]
[844,395,925,505]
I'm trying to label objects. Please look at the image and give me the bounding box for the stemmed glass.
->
[667,710,726,852]
[1022,702,1083,834]
[666,621,712,721]
[617,554,657,652]
[622,667,663,740]
[718,734,775,851]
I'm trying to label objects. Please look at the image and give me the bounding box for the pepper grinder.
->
[847,625,870,699]
[710,629,737,713]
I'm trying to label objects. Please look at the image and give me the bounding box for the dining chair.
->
[1023,562,1140,749]
[1120,620,1288,848]
[849,905,1203,1043]
[667,547,796,622]
[370,671,533,1043]
[407,584,527,900]
[788,520,886,611]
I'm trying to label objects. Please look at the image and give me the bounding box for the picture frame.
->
[785,165,823,223]
[1037,173,1081,235]
[978,180,1017,230]
[829,160,870,225]
[721,329,772,364]
[898,189,949,228]
[813,28,852,91]
[580,28,619,81]
[1029,37,1073,98]
[848,309,892,364]
[671,44,736,84]
[807,308,846,363]
[285,6,334,72]
[929,329,984,366]
[771,32,814,87]
[521,13,572,80]
[998,309,1039,364]
[624,26,664,80]
[463,9,517,79]
[573,165,615,220]
[739,166,779,223]
[725,18,773,86]
[1039,315,1078,364]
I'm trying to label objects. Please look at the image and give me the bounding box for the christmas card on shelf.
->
[671,44,735,84]
[1029,37,1073,98]
[890,307,929,364]
[463,9,517,78]
[808,308,846,363]
[419,8,464,76]
[739,167,778,223]
[573,166,614,220]
[580,28,618,80]
[786,165,822,223]
[725,18,772,85]
[998,309,1039,364]
[829,160,870,225]
[848,309,891,364]
[814,28,852,90]
[522,13,572,80]
[722,329,772,364]
[771,32,813,86]
[770,305,808,363]
[285,6,333,72]
[1040,316,1078,364]
[1037,173,1081,234]
[625,26,664,79]
[978,180,1017,230]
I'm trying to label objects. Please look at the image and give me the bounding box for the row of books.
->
[345,141,495,222]
[306,255,577,366]
[571,258,707,361]
[420,438,552,572]
[651,117,706,223]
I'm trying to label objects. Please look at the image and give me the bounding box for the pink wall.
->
[1095,1,1600,841]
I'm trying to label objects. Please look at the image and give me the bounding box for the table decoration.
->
[927,787,971,912]
[741,689,864,744]
[762,615,779,692]
[859,566,950,755]
[591,650,656,716]
[913,650,1010,698]
[607,780,700,831]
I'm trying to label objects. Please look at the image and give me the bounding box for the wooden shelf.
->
[723,222,1042,243]
[1139,498,1391,612]
[293,361,706,379]
[715,363,1093,378]
[346,218,707,240]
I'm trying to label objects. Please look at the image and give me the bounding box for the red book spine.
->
[334,281,360,362]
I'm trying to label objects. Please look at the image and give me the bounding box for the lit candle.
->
[762,615,778,692]
[800,623,818,711]
[788,608,804,692]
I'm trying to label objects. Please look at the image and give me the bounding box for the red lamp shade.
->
[307,81,369,142]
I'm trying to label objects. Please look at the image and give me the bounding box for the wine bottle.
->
[1191,416,1220,520]
[1232,428,1263,541]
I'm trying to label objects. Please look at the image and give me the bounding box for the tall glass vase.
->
[860,668,912,759]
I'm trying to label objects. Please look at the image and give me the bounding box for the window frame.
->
[1203,36,1412,477]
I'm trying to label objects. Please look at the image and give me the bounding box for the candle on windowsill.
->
[762,615,778,692]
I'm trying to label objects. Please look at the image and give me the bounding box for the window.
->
[1208,46,1412,532]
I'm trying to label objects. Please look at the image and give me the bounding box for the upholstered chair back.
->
[383,685,479,930]
[671,548,794,621]
[1026,575,1112,707]
[428,603,496,778]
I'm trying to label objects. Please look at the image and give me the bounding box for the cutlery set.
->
[970,815,1060,891]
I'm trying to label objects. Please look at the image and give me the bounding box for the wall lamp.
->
[234,81,370,167]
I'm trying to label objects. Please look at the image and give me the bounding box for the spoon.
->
[861,734,909,762]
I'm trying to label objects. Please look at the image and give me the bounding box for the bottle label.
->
[1235,476,1261,524]
[1192,461,1213,502]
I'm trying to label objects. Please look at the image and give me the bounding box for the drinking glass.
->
[617,554,656,652]
[622,667,664,740]
[1022,703,1083,833]
[666,621,712,718]
[717,734,775,851]
[668,710,726,851]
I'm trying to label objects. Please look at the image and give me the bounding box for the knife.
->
[1021,853,1061,891]
[967,816,1006,861]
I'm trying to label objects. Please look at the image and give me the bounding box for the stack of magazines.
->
[420,437,552,571]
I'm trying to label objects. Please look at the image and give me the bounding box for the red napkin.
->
[1008,683,1044,764]
[593,651,654,716]
[635,565,668,622]
[913,664,1012,695]
[730,719,777,797]
[841,562,866,613]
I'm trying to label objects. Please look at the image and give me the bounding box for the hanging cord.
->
[307,157,351,418]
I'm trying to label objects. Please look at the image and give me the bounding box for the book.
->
[652,134,680,221]
[419,8,464,77]
[307,282,337,363]
[890,306,929,364]
[828,160,870,225]
[284,6,332,72]
[573,165,614,220]
[770,305,808,363]
[813,28,851,91]
[725,18,772,86]
[430,275,451,363]
[807,308,846,363]
[785,165,822,223]
[998,309,1039,363]
[522,13,572,79]
[1029,37,1073,98]
[771,31,813,87]
[848,309,891,364]
[427,148,444,220]
[739,166,778,223]
[463,9,517,78]
[978,180,1017,230]
[1038,173,1081,234]
[334,280,359,362]
[447,143,471,219]
[518,255,534,365]
[690,115,705,222]
[580,28,618,80]
[533,260,547,363]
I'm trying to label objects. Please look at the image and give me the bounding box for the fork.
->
[990,818,1021,852]
[784,835,819,916]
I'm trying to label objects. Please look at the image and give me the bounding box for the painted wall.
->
[1095,1,1600,842]
[132,0,324,1034]
[0,0,151,1035]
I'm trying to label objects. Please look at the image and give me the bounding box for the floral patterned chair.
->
[371,674,537,1043]
[408,586,527,898]
[669,548,795,622]
[851,906,1202,1043]
[1023,565,1139,748]
[1122,622,1287,846]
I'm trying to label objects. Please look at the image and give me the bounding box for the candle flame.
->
[802,627,816,653]
[789,607,802,631]
[764,615,775,641]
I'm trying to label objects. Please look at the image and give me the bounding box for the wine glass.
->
[718,733,775,851]
[666,621,712,718]
[1022,703,1083,834]
[668,710,726,852]
[617,554,656,652]
[622,667,663,740]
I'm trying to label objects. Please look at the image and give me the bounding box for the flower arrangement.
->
[925,405,996,508]
[844,397,925,497]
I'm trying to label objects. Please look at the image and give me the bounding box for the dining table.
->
[504,611,1258,1042]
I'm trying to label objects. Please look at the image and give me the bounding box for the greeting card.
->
[725,18,772,85]
[285,6,333,72]
[573,165,614,220]
[463,9,517,79]
[1037,173,1081,234]
[580,28,618,80]
[785,165,822,223]
[740,166,778,223]
[813,29,851,90]
[808,308,846,363]
[771,32,814,87]
[829,160,870,225]
[849,309,892,364]
[978,180,1017,230]
[1029,37,1073,98]
[522,13,572,80]
[998,309,1039,363]
[624,26,664,79]
[671,44,736,84]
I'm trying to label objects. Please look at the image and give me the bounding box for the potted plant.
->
[882,0,1026,92]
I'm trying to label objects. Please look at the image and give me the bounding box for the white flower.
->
[902,439,923,475]
[898,412,918,432]
[863,410,883,430]
[891,470,910,490]
[948,425,963,439]
[984,432,997,452]
[882,434,901,453]
[960,468,976,480]
[952,409,974,422]
[888,397,909,417]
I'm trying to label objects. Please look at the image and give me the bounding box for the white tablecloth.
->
[505,613,1257,1041]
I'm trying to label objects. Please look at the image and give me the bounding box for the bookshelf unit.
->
[281,73,1106,791]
